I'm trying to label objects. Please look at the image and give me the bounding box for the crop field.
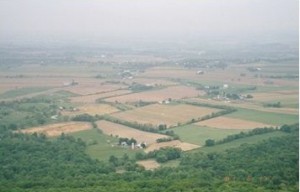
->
[144,140,200,153]
[104,86,202,103]
[250,90,298,103]
[196,116,272,130]
[70,90,131,104]
[96,120,168,144]
[111,103,220,127]
[19,121,92,137]
[62,104,119,116]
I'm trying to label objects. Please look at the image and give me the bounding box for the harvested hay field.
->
[62,104,119,116]
[250,90,298,102]
[186,97,299,115]
[96,120,168,144]
[19,122,92,137]
[137,160,160,170]
[105,86,202,103]
[139,67,197,79]
[112,104,220,127]
[196,116,272,130]
[63,83,126,96]
[144,140,200,153]
[122,78,178,87]
[70,90,131,104]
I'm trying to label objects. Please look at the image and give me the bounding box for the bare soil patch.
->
[137,160,160,170]
[19,122,92,137]
[144,140,200,153]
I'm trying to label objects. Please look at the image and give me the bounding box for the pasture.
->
[172,124,242,145]
[226,108,299,126]
[111,103,220,127]
[195,131,288,154]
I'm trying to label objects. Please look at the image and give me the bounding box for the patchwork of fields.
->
[1,56,298,163]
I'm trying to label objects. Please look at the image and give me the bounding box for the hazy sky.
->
[0,0,298,42]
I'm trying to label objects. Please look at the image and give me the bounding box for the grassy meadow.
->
[70,129,142,161]
[225,108,299,125]
[172,124,242,145]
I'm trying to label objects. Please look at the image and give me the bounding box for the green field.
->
[192,131,288,154]
[226,108,299,125]
[172,124,242,145]
[70,129,142,161]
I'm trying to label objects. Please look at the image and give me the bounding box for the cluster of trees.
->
[0,132,114,190]
[129,83,154,92]
[136,147,182,163]
[0,98,60,132]
[0,124,297,191]
[198,109,236,122]
[156,137,174,143]
[182,101,236,112]
[132,100,156,107]
[181,126,298,191]
[226,93,241,100]
[118,137,137,145]
[108,154,144,171]
[264,102,281,108]
[72,113,101,122]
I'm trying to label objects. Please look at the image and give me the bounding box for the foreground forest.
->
[0,124,298,192]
